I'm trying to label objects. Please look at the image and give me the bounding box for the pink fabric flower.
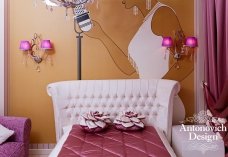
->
[114,111,145,131]
[79,111,111,133]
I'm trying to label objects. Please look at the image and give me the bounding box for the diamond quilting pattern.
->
[58,125,171,157]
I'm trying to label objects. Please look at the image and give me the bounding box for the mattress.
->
[57,125,171,157]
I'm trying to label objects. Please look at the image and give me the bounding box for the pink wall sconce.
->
[162,31,198,63]
[19,33,53,72]
[162,37,173,48]
[185,37,198,48]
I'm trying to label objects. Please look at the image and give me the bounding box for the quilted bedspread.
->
[58,125,171,157]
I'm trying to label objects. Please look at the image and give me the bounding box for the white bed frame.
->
[47,79,184,144]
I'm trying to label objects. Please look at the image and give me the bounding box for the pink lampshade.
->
[185,37,198,48]
[162,37,173,48]
[41,40,52,50]
[19,40,31,51]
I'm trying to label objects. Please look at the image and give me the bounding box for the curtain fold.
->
[203,0,228,154]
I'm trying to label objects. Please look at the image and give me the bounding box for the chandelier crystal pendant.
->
[133,6,139,16]
[96,0,99,9]
[146,0,152,10]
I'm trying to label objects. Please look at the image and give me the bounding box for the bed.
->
[47,79,185,157]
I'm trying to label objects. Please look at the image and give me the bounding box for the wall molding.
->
[0,0,7,116]
[0,0,4,115]
[194,0,206,113]
[4,0,8,115]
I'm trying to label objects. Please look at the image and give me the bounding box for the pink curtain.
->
[203,0,228,154]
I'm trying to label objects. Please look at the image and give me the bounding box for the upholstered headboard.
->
[47,79,180,142]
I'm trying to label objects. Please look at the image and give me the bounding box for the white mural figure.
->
[128,2,171,78]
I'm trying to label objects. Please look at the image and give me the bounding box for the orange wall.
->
[9,0,194,143]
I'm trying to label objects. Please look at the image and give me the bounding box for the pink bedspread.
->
[58,125,171,157]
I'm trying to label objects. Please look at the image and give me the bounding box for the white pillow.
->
[0,124,14,144]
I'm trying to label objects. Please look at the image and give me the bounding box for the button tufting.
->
[153,112,158,116]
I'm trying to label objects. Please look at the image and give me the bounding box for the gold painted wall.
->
[9,0,194,143]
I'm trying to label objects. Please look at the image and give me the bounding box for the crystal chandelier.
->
[42,0,95,31]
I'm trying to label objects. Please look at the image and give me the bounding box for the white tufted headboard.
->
[47,79,180,143]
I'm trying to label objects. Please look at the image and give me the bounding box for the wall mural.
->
[84,0,194,81]
[9,0,194,143]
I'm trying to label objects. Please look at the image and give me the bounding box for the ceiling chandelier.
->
[42,0,97,32]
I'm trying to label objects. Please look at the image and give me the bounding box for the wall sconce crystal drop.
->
[19,33,53,72]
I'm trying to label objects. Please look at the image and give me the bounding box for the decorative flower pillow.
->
[113,111,145,131]
[79,111,112,133]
